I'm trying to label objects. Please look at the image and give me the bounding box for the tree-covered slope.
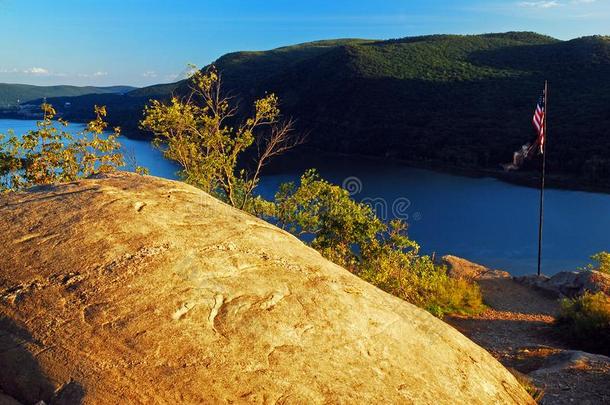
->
[221,32,610,186]
[32,32,610,187]
[0,84,136,107]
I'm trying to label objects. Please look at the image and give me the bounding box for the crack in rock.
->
[208,294,225,330]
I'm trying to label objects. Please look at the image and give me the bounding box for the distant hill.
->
[24,32,610,188]
[0,83,136,107]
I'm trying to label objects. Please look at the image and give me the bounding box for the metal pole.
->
[537,81,548,277]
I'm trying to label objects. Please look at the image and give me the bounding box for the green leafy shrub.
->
[590,252,610,274]
[359,254,484,318]
[273,169,387,269]
[0,103,124,191]
[272,170,484,318]
[556,292,610,355]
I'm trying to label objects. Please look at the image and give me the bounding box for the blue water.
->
[0,119,180,180]
[2,119,609,276]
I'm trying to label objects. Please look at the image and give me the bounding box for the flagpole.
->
[537,80,548,277]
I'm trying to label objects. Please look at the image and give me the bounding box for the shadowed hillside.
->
[26,32,610,188]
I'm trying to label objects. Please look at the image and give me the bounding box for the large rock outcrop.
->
[0,172,534,404]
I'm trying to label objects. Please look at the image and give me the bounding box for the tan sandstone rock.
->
[442,255,511,280]
[0,172,534,404]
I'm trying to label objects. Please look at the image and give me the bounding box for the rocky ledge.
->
[442,255,610,299]
[442,255,610,404]
[0,172,534,404]
[514,270,610,298]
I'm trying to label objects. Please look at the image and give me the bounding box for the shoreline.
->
[285,147,610,196]
[1,115,609,195]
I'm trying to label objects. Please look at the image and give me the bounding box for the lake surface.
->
[2,119,609,276]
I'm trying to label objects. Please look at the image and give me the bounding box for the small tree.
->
[0,103,124,191]
[140,66,304,211]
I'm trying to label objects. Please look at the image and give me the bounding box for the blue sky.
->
[1,0,608,87]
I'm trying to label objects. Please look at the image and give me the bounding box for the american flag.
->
[532,91,546,155]
[502,86,547,171]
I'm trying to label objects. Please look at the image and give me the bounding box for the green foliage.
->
[0,103,124,191]
[140,66,301,211]
[274,169,387,268]
[359,253,484,318]
[591,252,610,274]
[556,292,610,355]
[272,170,484,317]
[135,166,150,176]
[579,251,610,274]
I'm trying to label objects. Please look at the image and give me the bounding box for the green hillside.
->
[0,84,136,107]
[27,32,610,187]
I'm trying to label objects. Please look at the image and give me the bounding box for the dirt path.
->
[448,277,564,359]
[446,276,610,404]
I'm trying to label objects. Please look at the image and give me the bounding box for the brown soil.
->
[447,276,610,404]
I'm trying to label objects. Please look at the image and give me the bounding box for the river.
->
[2,119,609,276]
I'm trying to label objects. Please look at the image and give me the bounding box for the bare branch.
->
[246,119,306,199]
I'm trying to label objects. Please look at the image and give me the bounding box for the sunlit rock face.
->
[0,172,533,404]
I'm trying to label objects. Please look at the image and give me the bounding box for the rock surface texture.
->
[529,351,610,405]
[442,255,511,280]
[0,172,534,404]
[515,271,610,298]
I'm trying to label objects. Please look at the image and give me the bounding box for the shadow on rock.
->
[0,316,84,404]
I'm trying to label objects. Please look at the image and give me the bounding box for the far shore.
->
[1,115,609,195]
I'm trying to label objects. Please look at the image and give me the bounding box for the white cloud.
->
[518,0,597,7]
[142,70,157,78]
[77,71,108,78]
[23,67,50,75]
[518,1,560,8]
[1,67,69,77]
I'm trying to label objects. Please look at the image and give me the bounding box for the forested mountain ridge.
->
[15,32,610,187]
[0,84,136,107]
